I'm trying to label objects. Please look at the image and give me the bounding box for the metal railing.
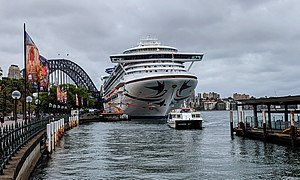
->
[0,115,68,175]
[244,115,300,130]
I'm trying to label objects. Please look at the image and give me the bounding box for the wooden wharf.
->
[230,95,300,147]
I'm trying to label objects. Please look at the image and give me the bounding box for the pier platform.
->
[231,95,300,147]
[233,126,300,146]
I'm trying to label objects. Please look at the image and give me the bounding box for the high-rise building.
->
[202,92,220,100]
[8,65,21,79]
[233,93,250,100]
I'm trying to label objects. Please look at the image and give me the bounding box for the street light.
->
[57,105,60,115]
[26,96,32,124]
[35,99,41,119]
[11,90,21,125]
[53,104,56,116]
[49,103,52,116]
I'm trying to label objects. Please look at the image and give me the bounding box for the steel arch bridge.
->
[48,59,99,98]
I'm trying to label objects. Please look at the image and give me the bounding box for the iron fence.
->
[0,115,68,175]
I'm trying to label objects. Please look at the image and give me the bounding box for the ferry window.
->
[177,115,181,118]
[196,114,200,117]
[166,70,168,72]
[146,70,148,73]
[155,70,157,72]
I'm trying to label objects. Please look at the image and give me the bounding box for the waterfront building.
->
[216,101,226,110]
[203,100,217,110]
[8,65,21,79]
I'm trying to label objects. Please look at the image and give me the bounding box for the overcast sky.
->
[1,0,300,98]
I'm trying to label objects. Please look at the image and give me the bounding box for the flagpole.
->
[23,23,27,124]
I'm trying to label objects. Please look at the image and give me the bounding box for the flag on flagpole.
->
[76,94,79,106]
[57,86,61,102]
[39,55,49,92]
[25,32,41,88]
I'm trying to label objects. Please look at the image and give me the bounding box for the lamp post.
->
[26,96,32,124]
[65,106,67,114]
[49,103,52,116]
[53,104,56,116]
[0,81,4,124]
[2,79,6,123]
[11,90,21,125]
[35,99,41,119]
[57,105,60,115]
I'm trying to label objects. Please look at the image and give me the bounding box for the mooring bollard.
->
[47,124,51,154]
[262,110,267,139]
[230,111,233,137]
[55,121,59,144]
[51,122,55,152]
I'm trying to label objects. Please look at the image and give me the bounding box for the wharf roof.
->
[237,95,300,105]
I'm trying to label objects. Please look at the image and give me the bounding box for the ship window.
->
[155,70,157,72]
[177,115,181,118]
[166,70,168,72]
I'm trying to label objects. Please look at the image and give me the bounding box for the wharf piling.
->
[230,111,233,137]
[231,95,300,147]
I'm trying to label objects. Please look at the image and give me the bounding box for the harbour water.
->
[31,111,300,179]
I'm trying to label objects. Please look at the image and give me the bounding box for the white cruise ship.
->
[101,37,203,119]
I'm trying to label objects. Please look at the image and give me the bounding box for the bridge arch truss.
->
[48,59,99,98]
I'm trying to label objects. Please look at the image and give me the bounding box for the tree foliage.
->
[0,77,99,116]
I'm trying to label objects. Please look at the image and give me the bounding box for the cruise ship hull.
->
[104,74,197,119]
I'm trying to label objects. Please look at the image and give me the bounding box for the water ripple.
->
[31,111,300,179]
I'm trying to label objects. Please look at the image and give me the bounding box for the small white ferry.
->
[167,107,203,129]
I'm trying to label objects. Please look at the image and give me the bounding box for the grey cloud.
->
[1,0,300,98]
